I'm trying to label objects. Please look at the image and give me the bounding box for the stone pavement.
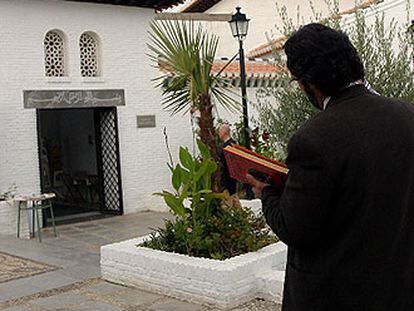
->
[0,211,281,311]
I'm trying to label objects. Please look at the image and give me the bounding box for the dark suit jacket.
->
[262,85,414,311]
[219,138,237,194]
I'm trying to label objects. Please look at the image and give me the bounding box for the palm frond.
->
[148,19,238,115]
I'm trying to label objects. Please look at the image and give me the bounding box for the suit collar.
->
[326,85,370,110]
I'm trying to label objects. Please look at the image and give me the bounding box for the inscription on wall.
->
[137,115,156,128]
[23,89,125,109]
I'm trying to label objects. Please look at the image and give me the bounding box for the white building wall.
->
[215,87,271,126]
[341,0,413,36]
[0,0,195,214]
[196,0,357,58]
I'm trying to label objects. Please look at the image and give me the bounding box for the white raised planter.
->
[240,199,262,216]
[101,236,287,309]
[0,200,30,239]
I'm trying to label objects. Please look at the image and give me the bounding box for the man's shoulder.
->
[292,93,414,147]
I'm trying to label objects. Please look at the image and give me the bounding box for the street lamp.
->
[229,7,250,149]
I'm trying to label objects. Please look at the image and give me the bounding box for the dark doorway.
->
[37,107,123,225]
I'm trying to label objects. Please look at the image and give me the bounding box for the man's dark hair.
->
[284,23,365,96]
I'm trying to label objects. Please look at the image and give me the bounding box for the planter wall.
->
[101,236,287,309]
[0,200,30,239]
[240,199,262,216]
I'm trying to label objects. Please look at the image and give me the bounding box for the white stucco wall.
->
[214,86,276,127]
[101,236,287,308]
[341,0,413,36]
[0,0,196,214]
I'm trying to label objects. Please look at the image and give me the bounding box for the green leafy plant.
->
[255,0,414,156]
[141,140,277,260]
[142,202,277,260]
[155,140,223,222]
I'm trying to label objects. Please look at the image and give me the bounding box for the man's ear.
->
[307,83,327,108]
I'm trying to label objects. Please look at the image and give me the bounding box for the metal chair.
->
[16,193,58,242]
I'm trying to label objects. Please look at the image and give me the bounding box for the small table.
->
[14,193,58,242]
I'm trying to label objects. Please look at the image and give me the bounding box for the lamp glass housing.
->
[229,7,250,41]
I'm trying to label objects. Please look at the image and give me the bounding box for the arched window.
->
[44,31,66,77]
[79,32,100,77]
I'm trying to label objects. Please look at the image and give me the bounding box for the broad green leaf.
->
[203,160,218,189]
[197,139,210,160]
[179,167,190,184]
[206,160,218,175]
[163,192,186,218]
[194,189,213,195]
[205,192,226,199]
[179,147,194,171]
[172,164,182,192]
[194,161,208,182]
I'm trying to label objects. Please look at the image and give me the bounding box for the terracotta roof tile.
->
[212,60,282,79]
[160,60,282,80]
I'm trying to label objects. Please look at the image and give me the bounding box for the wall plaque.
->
[137,115,156,128]
[23,89,125,109]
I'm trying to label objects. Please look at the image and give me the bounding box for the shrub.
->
[255,0,414,156]
[141,140,277,260]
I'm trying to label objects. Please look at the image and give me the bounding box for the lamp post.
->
[229,7,251,149]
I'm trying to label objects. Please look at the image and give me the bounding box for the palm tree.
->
[147,20,238,164]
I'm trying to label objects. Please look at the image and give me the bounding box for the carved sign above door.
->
[23,89,125,109]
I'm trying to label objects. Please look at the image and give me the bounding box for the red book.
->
[223,145,289,189]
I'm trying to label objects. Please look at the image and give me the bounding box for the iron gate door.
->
[95,108,123,215]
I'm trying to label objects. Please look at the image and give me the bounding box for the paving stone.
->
[74,236,112,246]
[43,238,88,250]
[2,305,33,311]
[56,227,82,232]
[231,299,282,311]
[109,288,162,306]
[82,282,126,295]
[81,224,107,230]
[75,223,99,229]
[59,264,100,279]
[25,271,79,291]
[0,279,47,302]
[148,299,203,311]
[89,234,118,240]
[0,212,245,310]
[59,232,91,239]
[29,292,91,310]
[67,301,124,311]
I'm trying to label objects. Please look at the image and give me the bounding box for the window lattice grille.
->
[44,31,65,77]
[80,33,99,77]
[98,110,122,213]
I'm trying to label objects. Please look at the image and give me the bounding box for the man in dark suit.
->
[218,123,237,195]
[247,23,414,310]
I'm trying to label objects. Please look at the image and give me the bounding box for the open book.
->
[223,145,289,189]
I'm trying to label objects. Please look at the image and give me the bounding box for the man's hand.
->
[246,174,270,199]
